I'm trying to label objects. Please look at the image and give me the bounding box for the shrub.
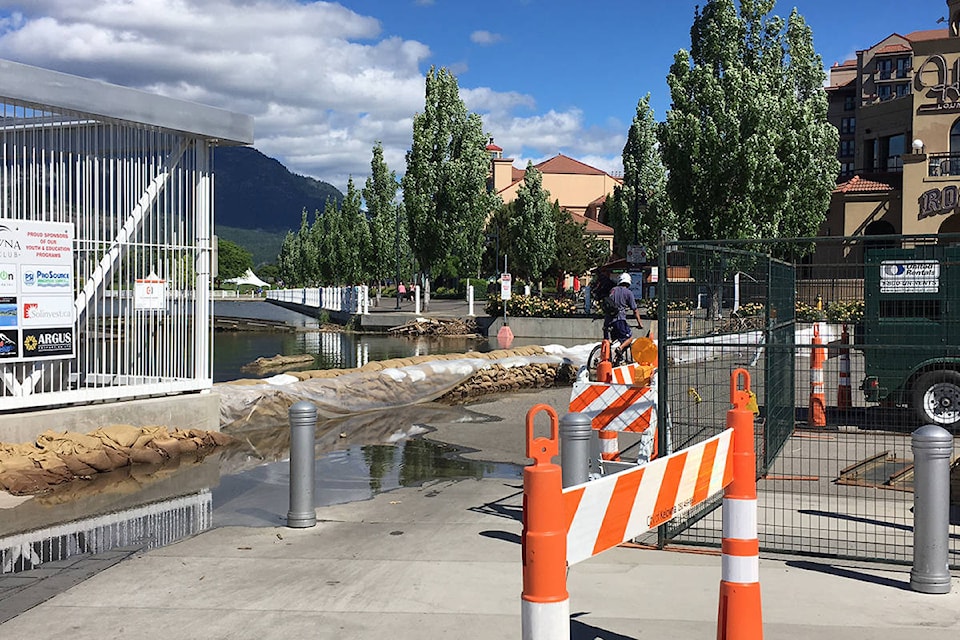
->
[485,293,578,318]
[826,299,864,324]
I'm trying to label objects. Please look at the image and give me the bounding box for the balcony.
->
[927,152,960,176]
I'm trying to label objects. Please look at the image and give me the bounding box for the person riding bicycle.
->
[602,272,644,361]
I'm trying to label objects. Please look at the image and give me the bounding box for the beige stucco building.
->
[486,139,617,252]
[825,0,960,240]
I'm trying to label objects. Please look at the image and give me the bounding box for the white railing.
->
[266,285,370,315]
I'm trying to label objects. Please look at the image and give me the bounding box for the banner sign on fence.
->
[135,271,167,310]
[880,260,939,293]
[0,220,75,361]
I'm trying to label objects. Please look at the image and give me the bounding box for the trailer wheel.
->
[913,370,960,428]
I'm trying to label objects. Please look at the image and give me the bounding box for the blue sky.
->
[0,1,950,192]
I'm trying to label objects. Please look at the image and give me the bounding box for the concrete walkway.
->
[1,476,957,640]
[1,386,958,639]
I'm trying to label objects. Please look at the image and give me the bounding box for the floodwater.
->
[1,330,541,574]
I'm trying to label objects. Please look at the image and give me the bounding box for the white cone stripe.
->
[599,436,619,455]
[522,598,570,640]
[721,554,760,584]
[722,497,758,539]
[565,473,618,564]
[811,369,823,384]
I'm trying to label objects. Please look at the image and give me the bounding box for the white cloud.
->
[470,30,502,46]
[0,0,624,193]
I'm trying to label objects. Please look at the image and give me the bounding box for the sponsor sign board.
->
[880,260,939,294]
[0,220,75,361]
[135,271,167,311]
[500,273,512,301]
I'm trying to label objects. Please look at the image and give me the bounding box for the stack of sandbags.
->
[0,425,234,495]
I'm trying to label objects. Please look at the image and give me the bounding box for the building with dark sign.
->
[825,0,960,238]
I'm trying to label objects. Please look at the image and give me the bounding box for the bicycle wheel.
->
[587,343,603,373]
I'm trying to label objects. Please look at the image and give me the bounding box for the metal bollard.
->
[559,412,593,488]
[910,424,952,594]
[286,401,318,528]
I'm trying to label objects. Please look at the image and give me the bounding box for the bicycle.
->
[586,325,642,376]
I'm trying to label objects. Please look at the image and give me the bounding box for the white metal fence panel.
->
[0,98,214,410]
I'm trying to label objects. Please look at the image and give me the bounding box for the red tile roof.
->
[569,211,613,234]
[905,28,949,42]
[833,176,894,194]
[875,43,912,54]
[486,142,502,152]
[535,154,608,176]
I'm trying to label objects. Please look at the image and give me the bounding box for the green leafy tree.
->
[276,228,300,286]
[659,0,839,314]
[509,163,556,287]
[660,0,838,243]
[549,204,610,281]
[364,141,404,297]
[401,66,501,307]
[340,177,371,284]
[216,237,253,282]
[603,95,674,257]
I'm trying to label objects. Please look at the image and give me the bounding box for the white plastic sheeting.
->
[216,344,595,431]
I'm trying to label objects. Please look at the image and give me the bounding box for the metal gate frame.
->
[652,236,959,569]
[0,59,253,411]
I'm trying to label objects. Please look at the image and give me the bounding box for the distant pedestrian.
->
[398,282,407,303]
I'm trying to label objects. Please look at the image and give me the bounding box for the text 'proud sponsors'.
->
[0,220,75,361]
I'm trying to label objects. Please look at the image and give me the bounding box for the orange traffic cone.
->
[837,324,851,411]
[596,339,613,383]
[718,369,763,640]
[809,323,826,427]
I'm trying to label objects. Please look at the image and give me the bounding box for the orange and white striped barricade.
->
[562,426,733,565]
[837,324,851,411]
[718,368,763,640]
[569,379,657,465]
[521,405,569,640]
[808,323,826,427]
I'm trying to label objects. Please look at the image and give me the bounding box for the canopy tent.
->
[223,268,270,288]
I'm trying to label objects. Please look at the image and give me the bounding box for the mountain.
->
[213,146,343,233]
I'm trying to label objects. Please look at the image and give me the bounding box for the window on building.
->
[877,57,893,80]
[840,139,855,157]
[840,162,855,177]
[886,134,905,171]
[951,119,960,156]
[841,117,855,134]
[896,56,912,78]
[896,83,911,97]
[877,84,893,100]
[844,95,855,111]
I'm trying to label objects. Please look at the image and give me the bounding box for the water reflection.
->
[214,402,516,527]
[214,330,586,382]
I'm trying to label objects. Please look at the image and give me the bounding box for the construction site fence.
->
[652,234,960,568]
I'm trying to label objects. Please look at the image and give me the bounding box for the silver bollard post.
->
[559,412,593,488]
[910,424,952,594]
[287,401,318,528]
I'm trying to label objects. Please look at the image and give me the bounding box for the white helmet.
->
[618,272,632,285]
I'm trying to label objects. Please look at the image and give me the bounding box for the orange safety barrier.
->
[808,323,826,427]
[596,339,613,384]
[717,368,763,640]
[837,324,851,411]
[521,404,569,640]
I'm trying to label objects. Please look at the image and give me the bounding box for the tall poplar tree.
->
[603,94,674,257]
[659,0,838,245]
[364,142,402,297]
[402,66,500,306]
[509,163,555,287]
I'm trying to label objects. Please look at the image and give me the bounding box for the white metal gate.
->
[0,59,253,410]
